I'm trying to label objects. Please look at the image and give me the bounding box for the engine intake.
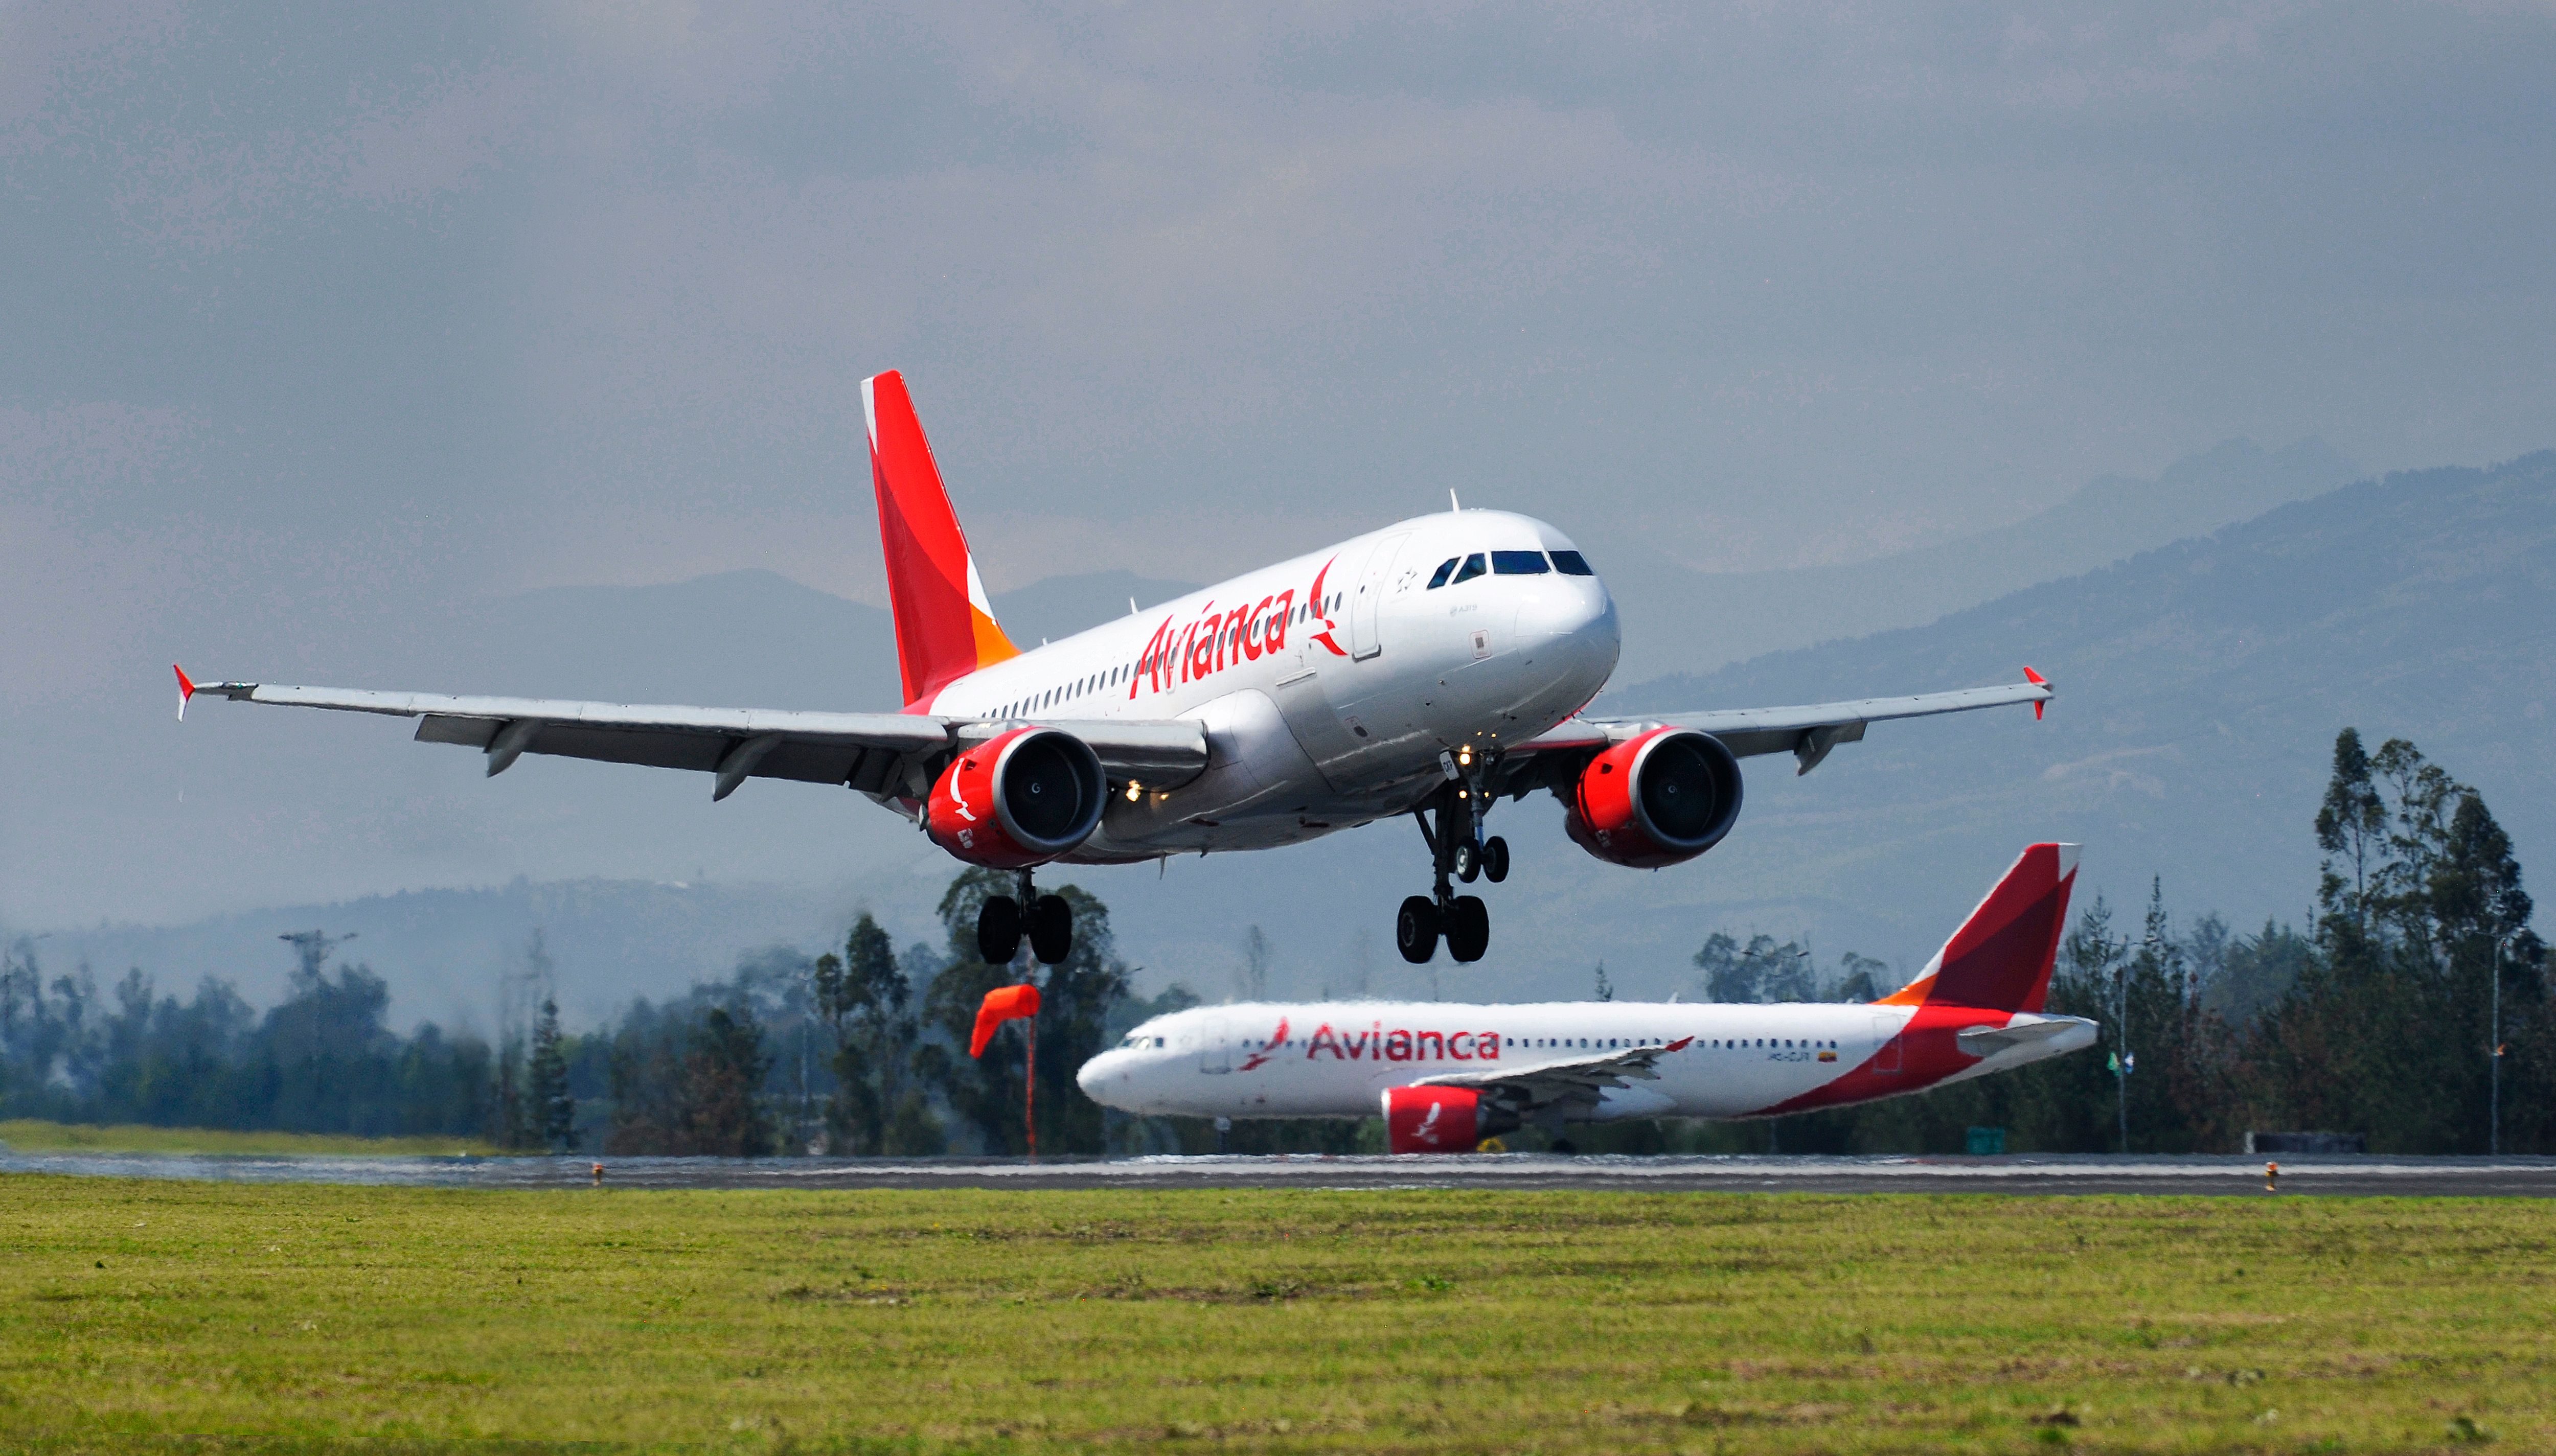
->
[926,726,1108,868]
[1563,726,1744,869]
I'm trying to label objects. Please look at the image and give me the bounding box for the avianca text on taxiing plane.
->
[1078,845,2098,1152]
[176,371,2053,970]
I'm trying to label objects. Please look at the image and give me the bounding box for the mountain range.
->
[29,443,2546,1025]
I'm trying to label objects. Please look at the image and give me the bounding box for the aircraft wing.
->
[1410,1037,1694,1120]
[1502,671,2052,779]
[175,674,1208,801]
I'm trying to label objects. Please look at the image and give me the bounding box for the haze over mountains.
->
[1603,437,2361,679]
[28,443,2547,1025]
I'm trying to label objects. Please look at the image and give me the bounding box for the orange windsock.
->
[970,983,1041,1058]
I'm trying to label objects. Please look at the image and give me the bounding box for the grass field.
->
[2,1176,2548,1452]
[0,1119,500,1158]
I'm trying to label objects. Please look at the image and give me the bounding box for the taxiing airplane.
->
[1077,844,2096,1151]
[177,371,2051,968]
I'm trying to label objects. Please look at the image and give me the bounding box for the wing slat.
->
[1504,676,2053,777]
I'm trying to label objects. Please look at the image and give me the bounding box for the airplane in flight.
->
[1076,843,2096,1151]
[177,370,2051,968]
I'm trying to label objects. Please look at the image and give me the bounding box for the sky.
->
[8,1,2556,949]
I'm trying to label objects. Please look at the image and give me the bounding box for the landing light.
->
[1125,781,1142,802]
[1456,746,1474,767]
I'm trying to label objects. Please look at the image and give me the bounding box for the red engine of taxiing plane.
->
[925,726,1109,868]
[1383,1084,1525,1154]
[1562,726,1744,869]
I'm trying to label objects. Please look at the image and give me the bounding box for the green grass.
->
[0,1119,501,1158]
[1,1177,2549,1452]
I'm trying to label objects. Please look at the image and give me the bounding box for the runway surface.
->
[7,1147,2556,1196]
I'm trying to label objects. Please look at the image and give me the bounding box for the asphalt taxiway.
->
[6,1148,2554,1196]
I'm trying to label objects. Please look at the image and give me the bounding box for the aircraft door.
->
[1273,534,1381,790]
[1198,1020,1233,1075]
[1349,531,1411,660]
[1870,1015,1903,1073]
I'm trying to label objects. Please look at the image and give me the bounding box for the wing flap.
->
[194,680,1204,795]
[1412,1038,1693,1117]
[958,718,1207,781]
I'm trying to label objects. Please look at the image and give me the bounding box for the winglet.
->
[2022,665,2049,721]
[174,664,197,722]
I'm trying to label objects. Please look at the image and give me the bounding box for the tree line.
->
[1579,729,2548,1155]
[5,727,2542,1157]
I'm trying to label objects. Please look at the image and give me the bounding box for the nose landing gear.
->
[976,868,1075,966]
[1398,779,1502,964]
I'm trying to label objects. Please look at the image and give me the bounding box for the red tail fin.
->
[863,371,1020,707]
[1875,843,2079,1013]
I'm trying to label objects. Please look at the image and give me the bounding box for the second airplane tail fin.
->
[1875,843,2079,1014]
[862,370,1020,708]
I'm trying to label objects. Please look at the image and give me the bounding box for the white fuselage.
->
[1077,1000,2099,1122]
[924,511,1619,859]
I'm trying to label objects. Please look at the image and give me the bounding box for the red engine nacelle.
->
[1382,1084,1519,1154]
[925,726,1108,868]
[1563,726,1744,869]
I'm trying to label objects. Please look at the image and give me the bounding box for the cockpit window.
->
[1491,550,1550,575]
[1451,553,1487,585]
[1549,549,1594,575]
[1426,557,1459,589]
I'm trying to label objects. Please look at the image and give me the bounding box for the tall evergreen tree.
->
[677,1005,775,1157]
[528,997,575,1152]
[812,912,940,1155]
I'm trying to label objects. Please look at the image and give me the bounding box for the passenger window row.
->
[989,593,1348,719]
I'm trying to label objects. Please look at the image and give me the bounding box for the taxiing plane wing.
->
[1409,1036,1694,1121]
[175,672,1206,802]
[1504,671,2052,779]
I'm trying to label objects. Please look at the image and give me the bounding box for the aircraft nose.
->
[1528,574,1620,671]
[1077,1050,1132,1109]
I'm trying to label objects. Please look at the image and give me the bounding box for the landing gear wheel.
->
[1445,894,1490,963]
[1396,895,1441,964]
[977,895,1023,965]
[1549,1138,1578,1156]
[1481,836,1510,884]
[1028,893,1074,965]
[1453,839,1481,884]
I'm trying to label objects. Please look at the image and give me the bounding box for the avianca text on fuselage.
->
[1123,561,1343,703]
[1229,1015,1510,1070]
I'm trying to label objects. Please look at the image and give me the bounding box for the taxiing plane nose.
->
[1076,1051,1134,1110]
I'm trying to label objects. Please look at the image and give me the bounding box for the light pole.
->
[2116,935,2158,1157]
[2487,927,2517,1157]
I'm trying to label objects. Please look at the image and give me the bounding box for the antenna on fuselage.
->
[1130,597,1138,616]
[1450,489,1461,512]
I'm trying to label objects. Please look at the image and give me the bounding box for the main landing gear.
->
[1397,776,1508,965]
[977,868,1074,966]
